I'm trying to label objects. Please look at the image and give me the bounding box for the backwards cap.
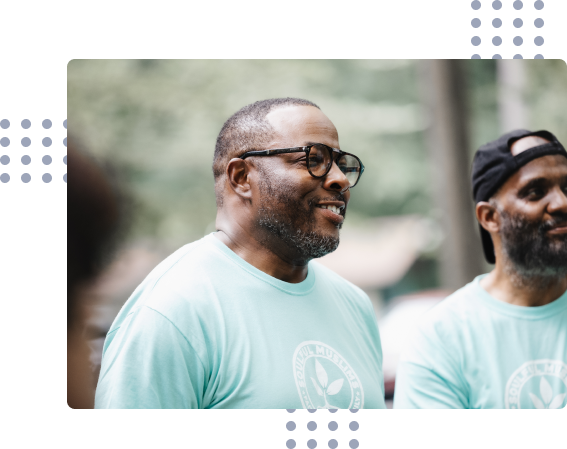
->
[471,129,567,263]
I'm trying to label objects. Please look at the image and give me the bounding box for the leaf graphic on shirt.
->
[311,377,324,396]
[529,393,545,409]
[540,377,553,405]
[528,377,565,409]
[315,359,328,388]
[548,393,566,410]
[326,379,344,396]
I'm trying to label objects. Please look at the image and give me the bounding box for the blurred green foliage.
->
[526,60,567,143]
[68,59,567,251]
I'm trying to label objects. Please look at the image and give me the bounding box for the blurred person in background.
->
[68,140,121,408]
[394,130,567,409]
[95,97,386,409]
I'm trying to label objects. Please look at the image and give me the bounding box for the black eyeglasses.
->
[239,143,365,188]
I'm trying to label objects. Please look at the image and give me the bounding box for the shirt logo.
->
[292,341,364,409]
[505,359,567,409]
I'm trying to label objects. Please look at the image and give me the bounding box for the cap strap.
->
[513,141,567,168]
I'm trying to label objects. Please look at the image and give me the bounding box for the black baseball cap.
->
[471,129,567,263]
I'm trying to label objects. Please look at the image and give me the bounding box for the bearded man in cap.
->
[95,98,386,409]
[394,130,567,409]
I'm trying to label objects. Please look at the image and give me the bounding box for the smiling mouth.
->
[315,204,346,226]
[317,204,345,215]
[547,224,567,235]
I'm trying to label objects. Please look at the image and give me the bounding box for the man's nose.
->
[322,161,350,194]
[547,185,567,214]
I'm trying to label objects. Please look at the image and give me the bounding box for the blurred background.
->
[68,59,567,406]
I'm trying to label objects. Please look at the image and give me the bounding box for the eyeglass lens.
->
[308,144,361,186]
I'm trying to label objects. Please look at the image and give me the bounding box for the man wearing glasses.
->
[95,98,386,409]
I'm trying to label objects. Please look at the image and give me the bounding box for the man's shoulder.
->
[120,236,228,314]
[147,235,230,285]
[399,280,484,373]
[310,260,367,297]
[414,278,484,337]
[309,261,373,317]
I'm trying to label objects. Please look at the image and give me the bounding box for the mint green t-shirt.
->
[95,233,385,409]
[394,275,567,409]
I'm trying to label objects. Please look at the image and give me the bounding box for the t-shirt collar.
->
[206,232,317,296]
[473,274,567,320]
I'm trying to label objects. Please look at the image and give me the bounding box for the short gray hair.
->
[212,97,320,206]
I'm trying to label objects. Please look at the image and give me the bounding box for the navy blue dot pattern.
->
[0,118,67,183]
[471,0,546,58]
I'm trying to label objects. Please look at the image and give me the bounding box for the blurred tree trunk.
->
[497,59,529,132]
[418,60,485,291]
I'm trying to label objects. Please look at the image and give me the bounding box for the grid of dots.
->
[0,118,67,183]
[470,0,545,59]
[285,409,360,448]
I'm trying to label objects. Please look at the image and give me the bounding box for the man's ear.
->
[476,201,501,233]
[226,158,253,200]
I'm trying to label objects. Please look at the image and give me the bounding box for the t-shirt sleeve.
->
[393,321,468,409]
[94,305,207,409]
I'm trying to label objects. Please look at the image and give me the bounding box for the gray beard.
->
[499,208,567,284]
[257,209,340,260]
[255,166,342,261]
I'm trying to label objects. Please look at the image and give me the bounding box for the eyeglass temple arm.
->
[240,147,307,159]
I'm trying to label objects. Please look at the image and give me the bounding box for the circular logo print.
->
[292,341,364,409]
[505,359,567,409]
